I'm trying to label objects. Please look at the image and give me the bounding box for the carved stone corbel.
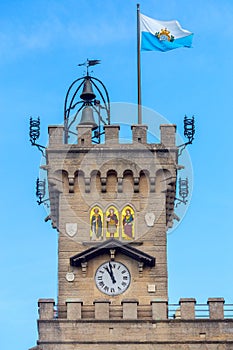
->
[134,177,140,193]
[84,177,90,193]
[150,177,155,193]
[81,262,88,277]
[117,177,123,193]
[138,262,144,276]
[68,176,74,193]
[101,177,107,193]
[110,249,116,260]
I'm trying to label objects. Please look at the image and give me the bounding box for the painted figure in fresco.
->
[106,208,118,238]
[123,208,134,239]
[91,208,103,240]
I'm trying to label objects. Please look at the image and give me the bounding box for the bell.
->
[80,79,96,101]
[79,106,98,130]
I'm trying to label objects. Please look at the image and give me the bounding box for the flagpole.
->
[137,3,142,124]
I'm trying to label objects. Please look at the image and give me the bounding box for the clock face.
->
[95,261,131,296]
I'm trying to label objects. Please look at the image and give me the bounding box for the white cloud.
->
[0,9,134,63]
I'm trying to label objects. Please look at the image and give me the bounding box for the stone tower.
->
[30,72,233,350]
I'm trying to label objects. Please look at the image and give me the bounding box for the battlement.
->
[38,298,228,321]
[48,123,177,148]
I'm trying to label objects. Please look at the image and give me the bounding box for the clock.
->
[95,261,131,296]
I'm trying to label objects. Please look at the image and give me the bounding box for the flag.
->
[140,13,193,52]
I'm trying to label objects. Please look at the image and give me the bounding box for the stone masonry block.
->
[38,299,55,320]
[151,299,168,320]
[76,125,92,146]
[179,298,196,319]
[160,124,176,147]
[131,124,148,144]
[122,299,139,319]
[66,299,83,319]
[208,297,225,319]
[104,125,120,144]
[94,299,111,320]
[48,126,64,146]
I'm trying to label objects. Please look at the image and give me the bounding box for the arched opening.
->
[106,170,117,194]
[139,170,150,197]
[74,170,85,194]
[90,170,101,194]
[122,170,134,195]
[54,170,69,193]
[155,169,171,193]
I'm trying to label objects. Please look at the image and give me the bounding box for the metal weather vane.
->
[77,59,101,74]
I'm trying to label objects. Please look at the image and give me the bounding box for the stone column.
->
[179,298,196,319]
[94,299,111,320]
[208,298,225,319]
[122,299,139,319]
[66,299,83,320]
[38,299,55,320]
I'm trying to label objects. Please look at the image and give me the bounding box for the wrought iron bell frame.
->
[64,73,111,144]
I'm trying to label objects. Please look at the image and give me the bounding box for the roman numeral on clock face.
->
[98,281,104,288]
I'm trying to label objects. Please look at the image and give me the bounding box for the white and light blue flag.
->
[140,13,193,52]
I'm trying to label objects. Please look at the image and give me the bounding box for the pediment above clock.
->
[70,238,155,267]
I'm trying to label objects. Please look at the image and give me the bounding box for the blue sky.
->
[0,0,233,349]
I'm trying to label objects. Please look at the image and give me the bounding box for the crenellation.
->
[131,124,148,144]
[94,299,111,319]
[76,125,93,146]
[66,299,83,319]
[208,298,225,319]
[104,125,120,144]
[48,126,64,146]
[38,299,55,320]
[179,298,196,319]
[37,298,230,322]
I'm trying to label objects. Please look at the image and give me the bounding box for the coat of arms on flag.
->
[155,28,174,42]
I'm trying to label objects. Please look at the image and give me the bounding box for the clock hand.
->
[108,262,116,284]
[104,264,116,284]
[104,266,111,275]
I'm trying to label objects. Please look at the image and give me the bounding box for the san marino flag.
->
[140,13,193,52]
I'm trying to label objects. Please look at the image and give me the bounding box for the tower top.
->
[64,61,110,143]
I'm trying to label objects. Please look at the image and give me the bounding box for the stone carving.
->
[145,212,155,227]
[65,223,78,237]
[66,272,75,282]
